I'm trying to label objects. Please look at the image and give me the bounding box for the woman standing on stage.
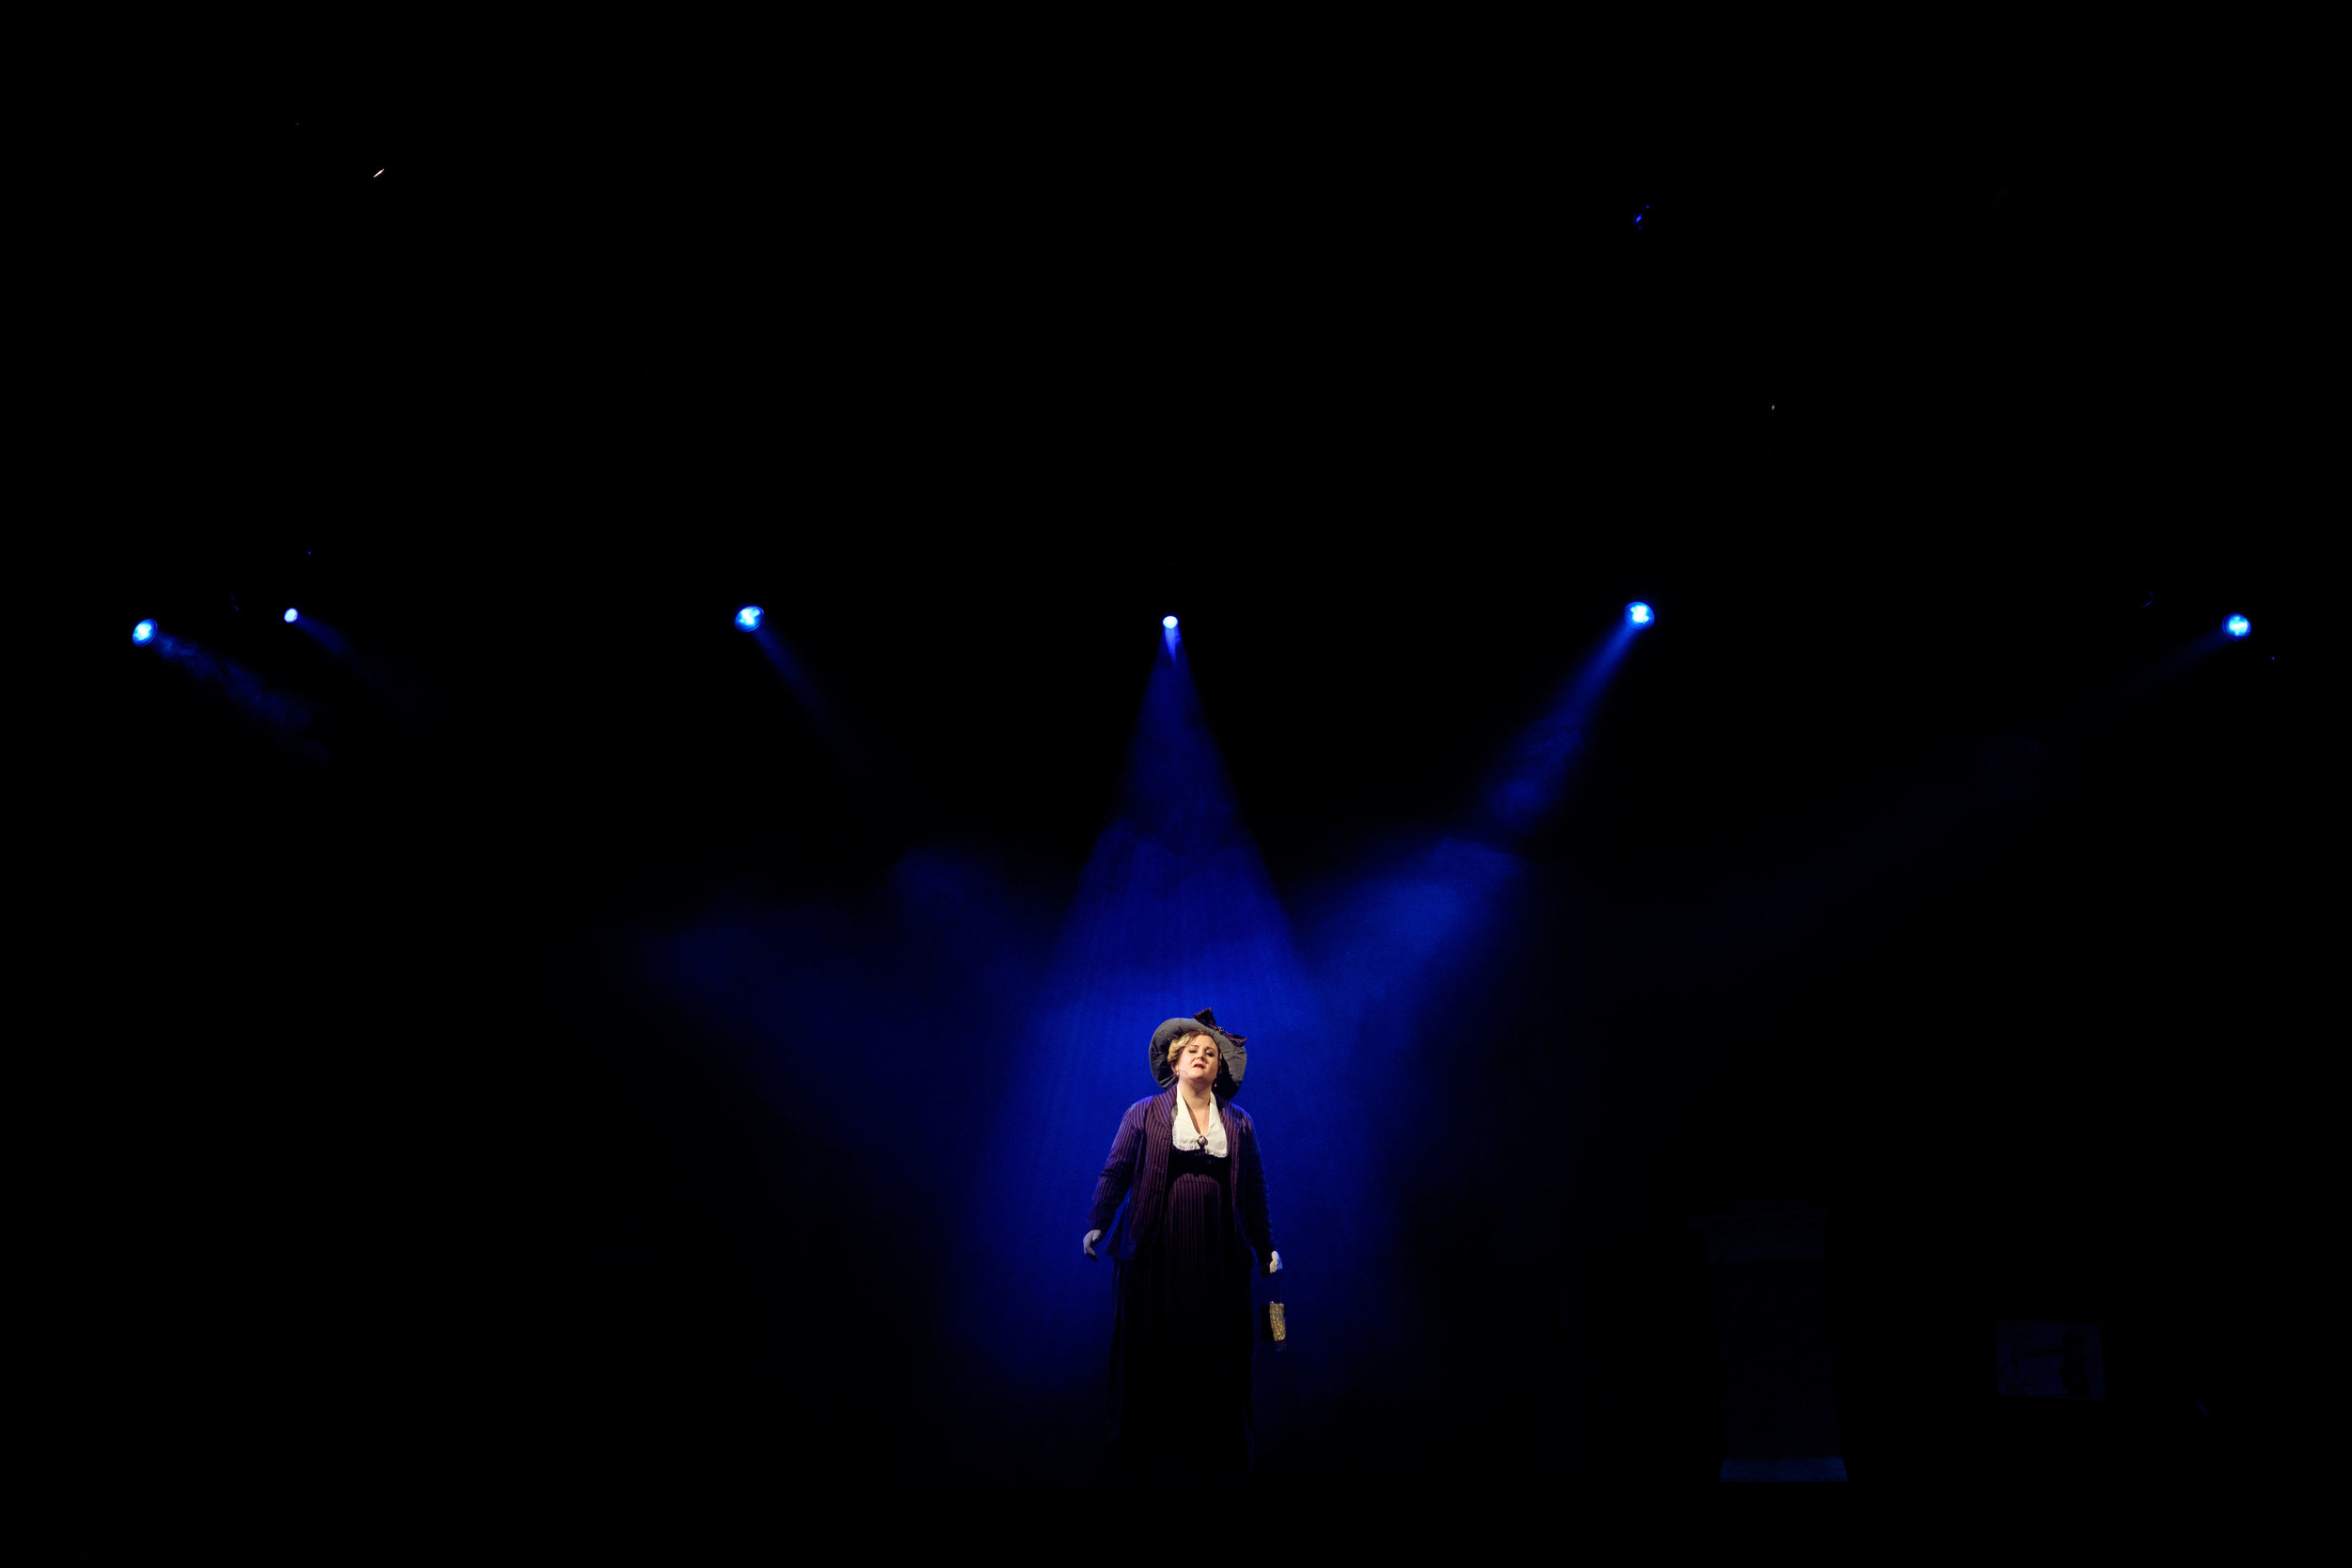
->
[1083,1008,1281,1482]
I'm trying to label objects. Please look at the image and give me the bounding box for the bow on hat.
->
[1149,1008,1249,1097]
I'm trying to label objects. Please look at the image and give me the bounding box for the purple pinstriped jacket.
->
[1086,1088,1277,1266]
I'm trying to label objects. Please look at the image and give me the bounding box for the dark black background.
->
[77,71,2321,1499]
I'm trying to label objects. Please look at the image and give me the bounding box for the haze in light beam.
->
[950,630,1335,1478]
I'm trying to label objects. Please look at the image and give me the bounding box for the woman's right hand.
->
[1083,1229,1104,1260]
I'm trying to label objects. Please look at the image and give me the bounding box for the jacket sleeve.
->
[1086,1101,1147,1235]
[1237,1115,1277,1265]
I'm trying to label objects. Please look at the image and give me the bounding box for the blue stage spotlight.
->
[2226,614,2250,638]
[283,608,299,624]
[133,619,156,645]
[1163,615,1179,630]
[737,606,764,631]
[1627,601,1654,626]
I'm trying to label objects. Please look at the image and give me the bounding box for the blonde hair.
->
[1166,1031,1219,1068]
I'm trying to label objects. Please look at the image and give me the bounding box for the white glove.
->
[1083,1228,1104,1260]
[1266,1250,1282,1276]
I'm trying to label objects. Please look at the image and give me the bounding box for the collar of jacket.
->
[1157,1085,1238,1149]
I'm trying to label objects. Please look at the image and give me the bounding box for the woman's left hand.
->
[1266,1250,1282,1276]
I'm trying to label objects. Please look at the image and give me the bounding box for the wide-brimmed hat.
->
[1150,1008,1248,1099]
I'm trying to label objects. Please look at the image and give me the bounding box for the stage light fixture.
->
[132,620,156,645]
[1627,602,1654,626]
[1163,615,1179,630]
[737,606,764,631]
[283,608,299,624]
[2226,614,2250,638]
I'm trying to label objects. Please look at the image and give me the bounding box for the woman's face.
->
[1169,1032,1220,1091]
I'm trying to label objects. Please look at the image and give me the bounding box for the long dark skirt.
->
[1107,1147,1256,1481]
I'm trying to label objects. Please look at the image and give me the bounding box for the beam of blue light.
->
[1476,615,1641,843]
[289,610,354,665]
[1627,601,1653,626]
[283,608,299,624]
[284,610,426,723]
[748,624,830,724]
[618,836,1066,1470]
[737,606,764,631]
[950,626,1338,1478]
[133,620,155,645]
[2055,621,2256,749]
[147,628,322,760]
[746,623,893,807]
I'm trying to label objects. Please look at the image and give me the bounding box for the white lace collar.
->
[1170,1092,1228,1157]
